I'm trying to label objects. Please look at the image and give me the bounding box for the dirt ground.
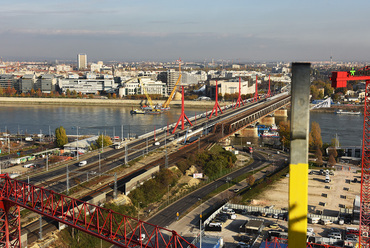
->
[250,164,361,215]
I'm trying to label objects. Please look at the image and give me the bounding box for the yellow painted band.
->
[288,163,308,248]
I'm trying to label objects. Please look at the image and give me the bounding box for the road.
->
[18,96,288,247]
[146,151,270,229]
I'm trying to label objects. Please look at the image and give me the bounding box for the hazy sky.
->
[1,0,370,62]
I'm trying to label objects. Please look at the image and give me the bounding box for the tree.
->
[246,175,255,186]
[315,148,323,166]
[55,126,68,148]
[96,135,112,148]
[328,154,336,167]
[328,147,338,159]
[309,122,323,151]
[278,121,290,150]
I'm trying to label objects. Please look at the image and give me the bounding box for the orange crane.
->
[161,59,182,110]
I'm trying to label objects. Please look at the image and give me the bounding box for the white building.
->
[207,78,255,98]
[119,77,167,97]
[58,74,117,94]
[77,53,87,70]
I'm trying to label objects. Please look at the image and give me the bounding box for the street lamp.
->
[198,198,202,248]
[137,201,142,220]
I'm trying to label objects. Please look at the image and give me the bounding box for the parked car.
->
[269,223,279,229]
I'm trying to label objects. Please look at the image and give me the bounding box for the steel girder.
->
[0,174,195,248]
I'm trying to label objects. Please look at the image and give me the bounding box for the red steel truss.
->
[266,74,271,98]
[331,68,370,247]
[253,75,259,102]
[0,174,196,248]
[0,200,21,248]
[172,86,193,133]
[263,237,341,248]
[233,77,244,109]
[209,80,223,119]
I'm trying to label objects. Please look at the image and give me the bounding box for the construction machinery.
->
[330,66,370,247]
[161,59,182,110]
[138,78,162,114]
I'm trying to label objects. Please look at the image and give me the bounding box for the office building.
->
[77,53,87,70]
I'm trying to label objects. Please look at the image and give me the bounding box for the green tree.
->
[310,85,319,100]
[55,126,68,148]
[324,83,334,96]
[96,135,112,148]
[309,122,323,151]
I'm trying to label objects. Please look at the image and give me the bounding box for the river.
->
[0,104,206,138]
[0,105,364,147]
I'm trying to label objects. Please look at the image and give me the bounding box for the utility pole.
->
[99,152,101,171]
[125,144,128,165]
[76,126,79,161]
[46,155,48,172]
[66,165,69,195]
[165,148,168,168]
[39,215,42,240]
[146,136,148,154]
[114,173,117,199]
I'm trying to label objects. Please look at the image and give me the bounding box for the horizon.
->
[1,1,370,62]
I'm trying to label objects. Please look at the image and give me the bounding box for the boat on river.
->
[259,130,280,138]
[130,109,146,114]
[334,109,361,115]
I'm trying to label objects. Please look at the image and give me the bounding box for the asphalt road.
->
[146,151,269,229]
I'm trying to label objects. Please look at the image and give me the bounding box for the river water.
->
[0,105,364,147]
[0,104,205,138]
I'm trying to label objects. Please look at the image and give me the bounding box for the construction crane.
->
[330,66,370,248]
[139,78,162,114]
[161,59,182,110]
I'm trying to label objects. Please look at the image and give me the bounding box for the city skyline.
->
[1,0,370,62]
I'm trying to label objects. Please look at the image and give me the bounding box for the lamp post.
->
[137,201,142,220]
[98,151,101,172]
[198,198,202,248]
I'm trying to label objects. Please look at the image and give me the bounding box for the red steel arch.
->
[0,174,196,248]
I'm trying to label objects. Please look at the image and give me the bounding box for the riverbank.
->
[0,97,229,108]
[310,105,363,113]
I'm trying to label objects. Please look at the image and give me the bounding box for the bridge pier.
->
[274,109,288,117]
[259,116,275,126]
[237,127,258,137]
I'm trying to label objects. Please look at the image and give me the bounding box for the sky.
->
[1,0,370,63]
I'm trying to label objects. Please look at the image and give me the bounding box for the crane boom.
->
[162,59,182,110]
[139,78,161,112]
[163,74,182,109]
[330,68,370,248]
